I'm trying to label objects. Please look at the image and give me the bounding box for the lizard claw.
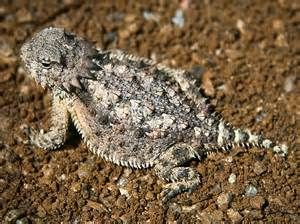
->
[160,183,181,203]
[20,124,43,147]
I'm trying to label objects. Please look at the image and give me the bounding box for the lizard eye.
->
[41,58,51,69]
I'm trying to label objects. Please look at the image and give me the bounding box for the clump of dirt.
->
[0,0,299,223]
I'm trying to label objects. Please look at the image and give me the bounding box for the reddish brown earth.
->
[0,0,299,223]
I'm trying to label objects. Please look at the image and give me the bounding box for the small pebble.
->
[250,196,266,209]
[71,182,81,192]
[209,183,221,194]
[228,173,237,184]
[117,177,128,187]
[19,84,32,97]
[227,208,243,223]
[225,156,233,163]
[272,19,285,31]
[236,19,246,34]
[143,11,160,22]
[200,209,224,223]
[284,75,296,93]
[255,111,267,123]
[180,0,190,10]
[5,209,25,222]
[217,192,232,208]
[172,9,185,28]
[119,188,130,198]
[275,33,288,47]
[16,217,30,224]
[41,164,55,179]
[253,161,267,175]
[77,163,93,179]
[145,191,154,200]
[245,185,257,197]
[59,174,66,181]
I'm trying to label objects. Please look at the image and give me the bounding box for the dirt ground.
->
[0,0,299,223]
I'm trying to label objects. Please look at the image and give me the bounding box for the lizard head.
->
[20,27,97,92]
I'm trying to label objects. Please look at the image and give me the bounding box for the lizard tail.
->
[216,120,288,157]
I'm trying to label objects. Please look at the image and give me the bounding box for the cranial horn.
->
[70,77,82,89]
[63,82,71,92]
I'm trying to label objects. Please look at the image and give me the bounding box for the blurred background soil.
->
[0,0,299,223]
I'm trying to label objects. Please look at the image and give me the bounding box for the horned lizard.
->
[20,27,288,201]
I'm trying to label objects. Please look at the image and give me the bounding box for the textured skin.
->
[20,27,288,201]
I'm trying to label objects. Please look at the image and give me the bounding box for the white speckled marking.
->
[247,131,259,145]
[234,129,245,143]
[262,139,272,148]
[217,121,229,146]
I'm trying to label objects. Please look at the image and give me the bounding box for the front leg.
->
[154,143,201,202]
[30,96,69,150]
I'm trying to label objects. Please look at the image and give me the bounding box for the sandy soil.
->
[0,0,299,223]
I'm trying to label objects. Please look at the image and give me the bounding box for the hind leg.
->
[154,143,201,202]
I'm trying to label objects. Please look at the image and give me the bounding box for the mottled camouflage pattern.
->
[20,27,288,201]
